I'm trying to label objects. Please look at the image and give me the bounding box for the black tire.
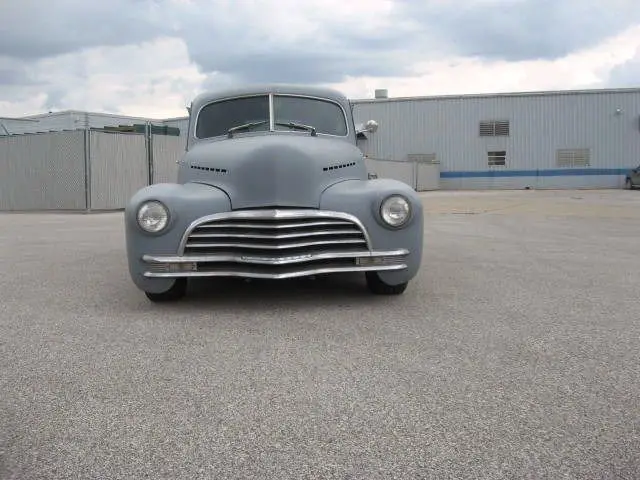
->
[625,178,633,190]
[365,271,408,295]
[145,278,188,302]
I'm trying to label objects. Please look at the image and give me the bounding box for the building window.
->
[407,153,439,164]
[479,120,510,136]
[556,148,590,167]
[488,150,506,166]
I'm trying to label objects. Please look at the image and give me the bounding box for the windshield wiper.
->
[227,120,318,138]
[227,120,268,138]
[275,121,317,136]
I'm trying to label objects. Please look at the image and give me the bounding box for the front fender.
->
[124,182,231,292]
[320,179,424,284]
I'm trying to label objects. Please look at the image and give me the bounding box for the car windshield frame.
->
[193,93,350,140]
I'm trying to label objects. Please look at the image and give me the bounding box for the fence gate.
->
[88,131,148,210]
[151,134,185,184]
[0,131,87,210]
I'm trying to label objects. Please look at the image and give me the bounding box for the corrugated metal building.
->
[0,110,189,136]
[352,87,640,190]
[163,116,190,136]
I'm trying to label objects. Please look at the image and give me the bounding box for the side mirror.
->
[368,172,378,180]
[364,119,379,133]
[356,120,379,138]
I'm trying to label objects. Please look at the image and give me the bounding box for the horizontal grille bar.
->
[188,228,361,240]
[185,238,365,250]
[196,220,354,230]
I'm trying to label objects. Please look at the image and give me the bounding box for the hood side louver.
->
[323,161,356,172]
[191,164,228,175]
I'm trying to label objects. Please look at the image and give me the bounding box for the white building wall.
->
[162,116,189,133]
[161,116,189,152]
[352,88,640,189]
[1,112,83,134]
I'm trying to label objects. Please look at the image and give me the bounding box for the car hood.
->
[179,134,367,209]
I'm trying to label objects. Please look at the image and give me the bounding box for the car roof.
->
[191,84,350,108]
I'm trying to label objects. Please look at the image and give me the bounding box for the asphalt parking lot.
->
[1,189,639,479]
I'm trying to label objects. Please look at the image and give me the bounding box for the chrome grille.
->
[180,210,370,257]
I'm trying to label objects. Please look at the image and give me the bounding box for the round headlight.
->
[137,201,169,233]
[380,195,411,227]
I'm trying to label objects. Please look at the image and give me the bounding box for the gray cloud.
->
[0,0,168,60]
[607,49,640,87]
[0,68,31,86]
[44,89,68,111]
[0,56,42,88]
[173,0,640,84]
[397,0,640,61]
[193,50,412,84]
[4,0,638,87]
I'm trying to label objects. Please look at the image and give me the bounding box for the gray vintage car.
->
[124,85,424,301]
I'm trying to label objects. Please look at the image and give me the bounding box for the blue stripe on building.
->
[440,168,631,179]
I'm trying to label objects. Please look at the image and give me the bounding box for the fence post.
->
[145,121,154,185]
[84,128,92,212]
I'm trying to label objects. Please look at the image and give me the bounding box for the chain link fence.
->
[0,129,185,211]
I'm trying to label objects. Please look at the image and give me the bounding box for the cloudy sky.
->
[1,0,640,118]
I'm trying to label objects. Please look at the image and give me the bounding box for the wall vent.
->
[557,148,590,167]
[487,150,507,166]
[480,120,510,136]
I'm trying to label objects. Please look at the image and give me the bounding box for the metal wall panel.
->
[416,163,441,190]
[162,117,189,134]
[1,113,84,135]
[535,174,625,189]
[440,174,626,190]
[440,176,536,190]
[353,88,640,189]
[0,131,86,210]
[1,118,49,136]
[85,112,161,129]
[365,158,415,187]
[151,134,185,184]
[89,131,148,210]
[4,111,185,136]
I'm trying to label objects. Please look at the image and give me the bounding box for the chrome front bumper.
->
[142,249,409,279]
[140,208,409,279]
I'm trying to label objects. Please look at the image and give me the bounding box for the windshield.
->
[273,95,347,136]
[195,94,348,139]
[195,95,269,139]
